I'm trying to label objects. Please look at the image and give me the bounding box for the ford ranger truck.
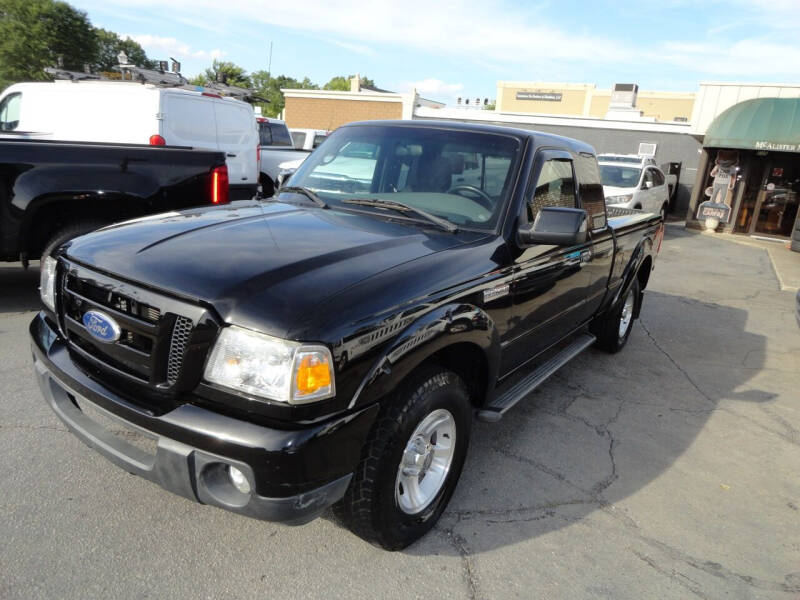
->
[31,121,662,550]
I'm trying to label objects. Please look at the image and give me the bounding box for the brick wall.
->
[284,97,403,130]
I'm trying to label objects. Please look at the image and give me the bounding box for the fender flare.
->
[348,302,502,410]
[610,232,655,314]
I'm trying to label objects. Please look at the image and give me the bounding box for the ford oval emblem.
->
[82,310,121,343]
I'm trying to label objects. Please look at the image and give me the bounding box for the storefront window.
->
[733,154,800,237]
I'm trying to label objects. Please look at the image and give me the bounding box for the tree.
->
[323,74,376,91]
[251,71,318,117]
[93,29,155,72]
[191,59,250,88]
[0,0,98,90]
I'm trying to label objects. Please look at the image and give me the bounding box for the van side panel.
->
[18,82,158,144]
[161,92,218,150]
[213,99,258,188]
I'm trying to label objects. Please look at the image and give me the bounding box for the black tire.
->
[333,366,472,550]
[41,220,104,261]
[592,278,641,353]
[259,174,275,198]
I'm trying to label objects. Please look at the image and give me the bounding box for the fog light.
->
[227,465,251,494]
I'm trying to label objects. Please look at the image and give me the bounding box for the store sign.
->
[516,91,563,102]
[755,141,798,152]
[696,200,732,223]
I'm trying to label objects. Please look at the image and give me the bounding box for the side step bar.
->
[477,333,596,422]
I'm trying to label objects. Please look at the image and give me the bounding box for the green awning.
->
[704,97,800,152]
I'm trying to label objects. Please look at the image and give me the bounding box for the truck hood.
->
[64,201,464,337]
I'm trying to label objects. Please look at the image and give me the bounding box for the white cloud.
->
[401,78,464,99]
[125,34,224,61]
[107,0,800,84]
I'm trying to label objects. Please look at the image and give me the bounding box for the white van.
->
[0,80,259,199]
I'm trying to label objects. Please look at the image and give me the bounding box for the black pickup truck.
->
[30,121,662,550]
[0,137,229,265]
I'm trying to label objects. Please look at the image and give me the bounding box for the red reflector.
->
[149,135,166,146]
[257,143,261,164]
[202,92,222,99]
[212,165,229,204]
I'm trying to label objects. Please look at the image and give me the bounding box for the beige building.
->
[282,76,443,130]
[495,81,695,122]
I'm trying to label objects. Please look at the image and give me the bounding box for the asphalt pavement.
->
[1,224,798,599]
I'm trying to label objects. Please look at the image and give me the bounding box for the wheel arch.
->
[350,303,501,410]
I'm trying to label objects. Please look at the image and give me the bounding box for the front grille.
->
[167,316,193,384]
[58,261,209,391]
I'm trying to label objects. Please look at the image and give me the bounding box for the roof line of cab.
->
[341,119,597,156]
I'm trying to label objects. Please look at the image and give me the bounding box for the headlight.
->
[204,326,335,404]
[40,256,57,312]
[605,194,633,205]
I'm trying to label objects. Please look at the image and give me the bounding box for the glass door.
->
[733,155,766,233]
[752,157,800,238]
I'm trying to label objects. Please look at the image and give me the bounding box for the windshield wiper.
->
[342,198,458,233]
[279,186,328,208]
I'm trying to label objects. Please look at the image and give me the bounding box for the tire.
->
[41,220,104,261]
[592,278,640,353]
[334,366,472,550]
[259,174,275,198]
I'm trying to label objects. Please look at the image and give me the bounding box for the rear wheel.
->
[41,220,104,261]
[333,366,472,550]
[259,174,275,198]
[592,278,640,353]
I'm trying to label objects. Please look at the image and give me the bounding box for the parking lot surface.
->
[1,224,798,599]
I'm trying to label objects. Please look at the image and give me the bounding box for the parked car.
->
[600,160,670,220]
[31,120,661,550]
[290,128,329,151]
[257,117,307,196]
[0,81,259,199]
[596,153,656,166]
[0,135,228,265]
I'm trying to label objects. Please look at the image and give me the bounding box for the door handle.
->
[226,153,237,157]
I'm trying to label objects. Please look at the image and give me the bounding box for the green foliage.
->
[323,74,376,91]
[251,71,318,117]
[484,101,496,111]
[193,59,250,88]
[94,29,155,72]
[0,0,98,90]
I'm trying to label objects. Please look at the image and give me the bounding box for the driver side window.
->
[528,159,576,221]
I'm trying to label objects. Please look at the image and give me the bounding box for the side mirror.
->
[518,207,588,246]
[276,168,296,190]
[643,180,653,189]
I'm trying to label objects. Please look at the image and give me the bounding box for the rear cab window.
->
[260,121,292,147]
[575,153,608,230]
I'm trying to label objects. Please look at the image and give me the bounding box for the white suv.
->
[0,81,259,199]
[599,160,670,220]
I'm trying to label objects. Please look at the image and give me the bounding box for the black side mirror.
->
[518,207,588,246]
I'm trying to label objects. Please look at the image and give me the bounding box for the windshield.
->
[599,164,642,188]
[283,125,520,230]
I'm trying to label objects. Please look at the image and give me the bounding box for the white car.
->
[0,80,260,199]
[290,128,329,151]
[599,160,670,220]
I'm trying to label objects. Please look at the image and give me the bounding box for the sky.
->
[77,0,800,104]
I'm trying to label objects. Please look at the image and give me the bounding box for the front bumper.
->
[30,313,377,525]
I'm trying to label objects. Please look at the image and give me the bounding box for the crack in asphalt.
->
[638,319,713,404]
[440,316,798,597]
[438,529,479,600]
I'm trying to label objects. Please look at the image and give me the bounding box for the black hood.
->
[64,201,465,337]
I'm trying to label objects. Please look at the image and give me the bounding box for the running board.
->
[477,333,596,422]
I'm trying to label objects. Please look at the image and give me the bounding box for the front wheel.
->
[334,366,472,550]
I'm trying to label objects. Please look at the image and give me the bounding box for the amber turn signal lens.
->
[295,354,332,395]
